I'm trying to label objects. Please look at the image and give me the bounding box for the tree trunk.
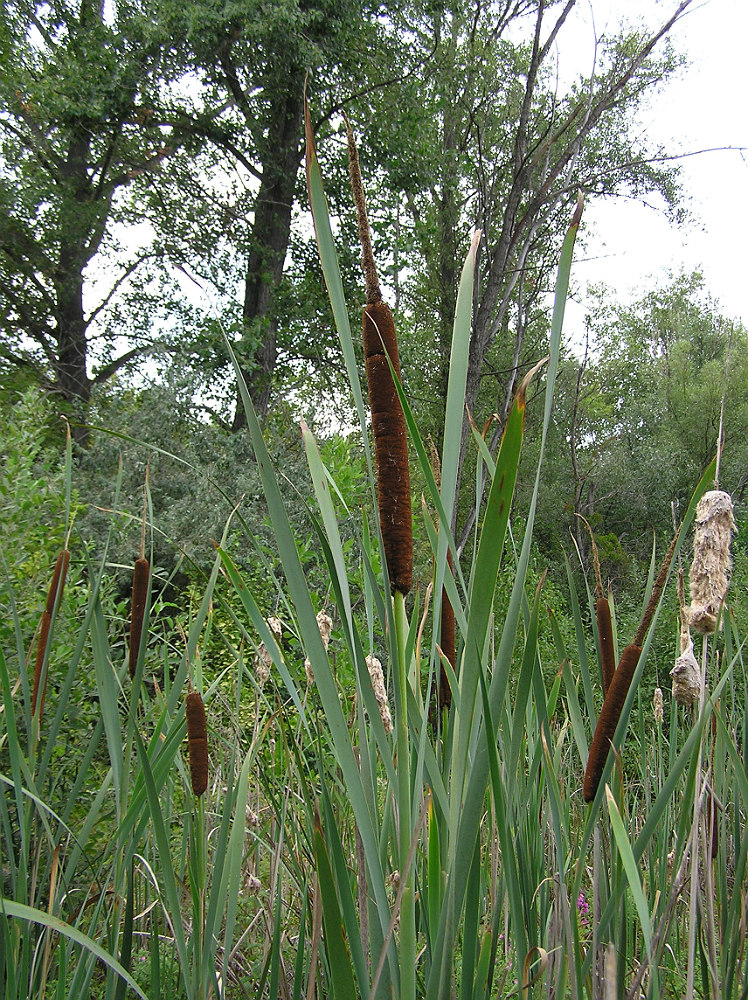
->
[232,81,305,429]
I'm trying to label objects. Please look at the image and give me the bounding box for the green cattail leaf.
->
[133,730,191,995]
[0,898,148,1000]
[313,812,359,1000]
[301,420,353,624]
[604,786,656,987]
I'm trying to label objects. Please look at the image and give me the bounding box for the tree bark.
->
[232,79,305,429]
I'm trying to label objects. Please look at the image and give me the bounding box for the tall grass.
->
[1,107,746,1000]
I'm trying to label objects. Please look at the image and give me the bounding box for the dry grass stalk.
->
[32,548,70,718]
[687,489,735,634]
[128,557,150,678]
[304,610,333,685]
[347,120,412,596]
[186,689,208,796]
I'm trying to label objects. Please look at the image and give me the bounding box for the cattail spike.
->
[362,282,412,595]
[346,117,381,304]
[32,549,70,718]
[128,557,150,678]
[583,642,642,802]
[596,596,616,696]
[186,690,208,796]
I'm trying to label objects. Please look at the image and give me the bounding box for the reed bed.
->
[0,106,745,1000]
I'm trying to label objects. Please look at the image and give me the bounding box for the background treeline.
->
[1,0,746,610]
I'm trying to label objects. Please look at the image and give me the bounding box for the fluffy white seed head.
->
[687,490,736,634]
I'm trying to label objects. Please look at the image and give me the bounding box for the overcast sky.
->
[556,0,748,326]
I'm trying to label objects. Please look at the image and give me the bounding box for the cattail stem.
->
[186,689,208,796]
[32,549,70,719]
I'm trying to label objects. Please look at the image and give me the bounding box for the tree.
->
[0,1,226,437]
[345,0,692,529]
[533,272,747,577]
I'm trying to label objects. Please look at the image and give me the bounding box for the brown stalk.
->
[32,549,70,718]
[348,120,412,595]
[186,689,208,796]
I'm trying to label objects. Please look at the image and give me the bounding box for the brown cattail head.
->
[686,490,736,634]
[363,302,412,595]
[583,642,642,802]
[185,690,208,797]
[32,549,70,717]
[128,557,150,678]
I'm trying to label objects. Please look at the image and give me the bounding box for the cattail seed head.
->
[304,610,333,685]
[32,549,70,717]
[653,686,664,725]
[670,639,700,707]
[256,616,283,686]
[128,557,150,678]
[366,654,392,734]
[687,490,735,634]
[185,690,208,796]
[363,303,412,595]
[583,642,642,803]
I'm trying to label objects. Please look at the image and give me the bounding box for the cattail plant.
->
[31,547,70,718]
[186,688,208,797]
[347,119,412,596]
[583,530,679,802]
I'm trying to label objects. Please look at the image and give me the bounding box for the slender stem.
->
[393,589,415,999]
[685,635,709,1000]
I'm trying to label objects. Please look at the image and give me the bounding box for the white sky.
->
[557,0,748,326]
